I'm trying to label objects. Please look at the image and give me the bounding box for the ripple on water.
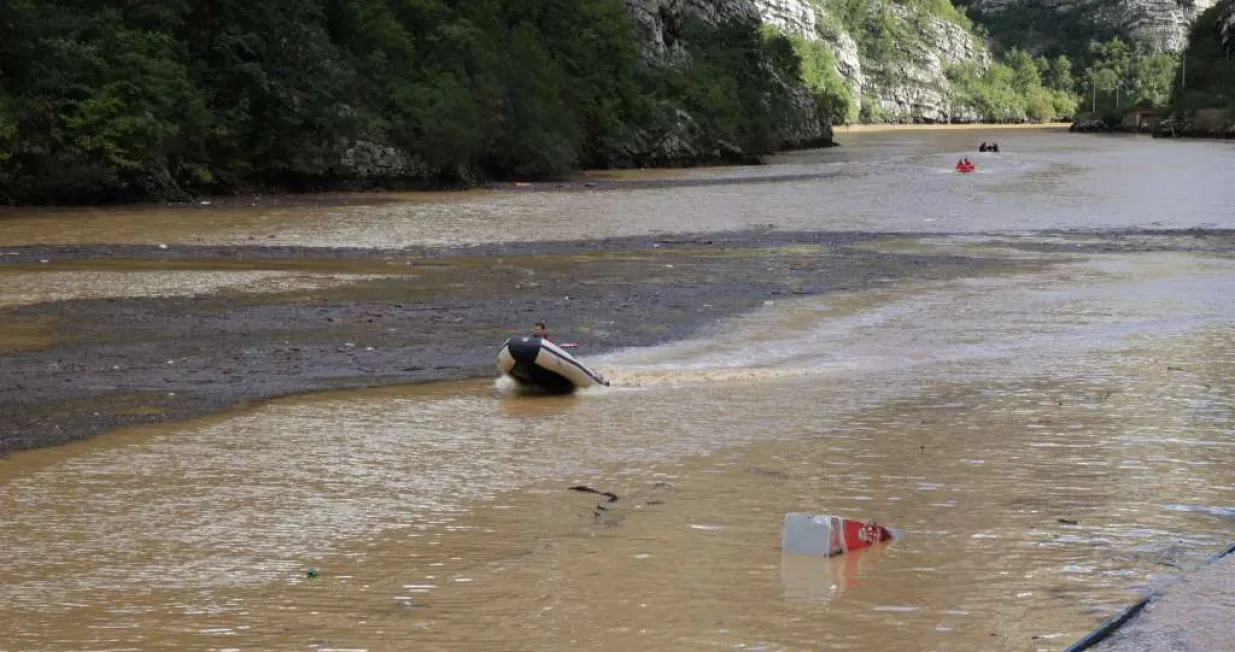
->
[1,253,1234,649]
[0,130,1233,248]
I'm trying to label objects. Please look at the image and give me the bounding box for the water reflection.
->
[0,269,393,308]
[781,545,892,602]
[1,251,1233,649]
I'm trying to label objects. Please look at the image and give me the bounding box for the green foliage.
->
[0,2,211,201]
[1079,37,1180,112]
[789,35,856,124]
[954,0,1200,117]
[909,0,974,30]
[1170,2,1235,114]
[947,49,1077,121]
[1039,55,1076,93]
[859,95,885,123]
[829,0,914,73]
[660,20,805,154]
[0,0,818,204]
[953,0,1122,61]
[823,0,1077,122]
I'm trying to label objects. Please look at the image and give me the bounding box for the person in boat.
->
[991,143,1000,153]
[979,142,988,152]
[531,322,579,348]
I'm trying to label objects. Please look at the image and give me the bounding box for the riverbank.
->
[0,231,1023,456]
[1084,545,1235,651]
[1069,108,1235,139]
[836,122,1071,133]
[0,122,1077,213]
[3,120,1235,650]
[7,228,1235,457]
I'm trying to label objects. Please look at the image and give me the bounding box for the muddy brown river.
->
[1,128,1234,651]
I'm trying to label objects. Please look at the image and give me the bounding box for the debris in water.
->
[782,513,899,557]
[748,467,791,479]
[570,485,618,503]
[306,569,320,578]
[1057,518,1079,526]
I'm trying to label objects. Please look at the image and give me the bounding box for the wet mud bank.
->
[7,228,1235,456]
[0,231,1026,456]
[1084,546,1235,652]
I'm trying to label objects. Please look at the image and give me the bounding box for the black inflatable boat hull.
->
[496,336,609,392]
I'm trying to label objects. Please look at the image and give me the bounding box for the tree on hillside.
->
[1081,37,1179,111]
[0,0,821,204]
[1170,1,1235,113]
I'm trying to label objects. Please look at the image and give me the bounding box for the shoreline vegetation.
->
[0,231,1028,456]
[0,121,1068,215]
[4,228,1235,457]
[4,0,1228,208]
[835,122,1071,132]
[1071,2,1234,139]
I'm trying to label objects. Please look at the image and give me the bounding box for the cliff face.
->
[1223,0,1235,51]
[1158,0,1235,138]
[625,0,760,61]
[1116,0,1222,49]
[853,4,989,121]
[964,0,1219,52]
[750,0,989,122]
[622,0,832,160]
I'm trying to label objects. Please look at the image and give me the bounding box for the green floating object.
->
[306,569,320,578]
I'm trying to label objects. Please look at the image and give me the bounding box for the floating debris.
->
[782,513,899,557]
[569,485,618,503]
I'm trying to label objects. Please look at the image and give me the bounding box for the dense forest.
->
[1173,2,1235,115]
[0,0,812,204]
[803,0,1181,123]
[942,0,1182,117]
[0,0,1226,205]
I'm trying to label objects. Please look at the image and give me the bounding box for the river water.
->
[1,128,1232,249]
[1,128,1233,651]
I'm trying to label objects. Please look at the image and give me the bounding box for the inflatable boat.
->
[497,336,609,392]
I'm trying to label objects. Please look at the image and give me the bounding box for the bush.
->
[0,0,819,204]
[1169,3,1235,116]
[789,35,856,124]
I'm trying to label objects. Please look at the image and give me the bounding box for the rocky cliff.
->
[963,0,1219,52]
[622,0,832,160]
[1156,0,1235,138]
[1118,0,1222,49]
[750,0,990,122]
[1223,0,1235,51]
[846,3,989,122]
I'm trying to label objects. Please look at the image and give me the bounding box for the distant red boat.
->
[956,162,976,173]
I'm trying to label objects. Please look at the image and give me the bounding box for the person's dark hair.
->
[534,322,546,329]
